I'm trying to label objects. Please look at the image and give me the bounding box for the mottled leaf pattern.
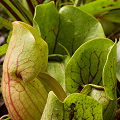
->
[81,85,117,120]
[41,92,103,120]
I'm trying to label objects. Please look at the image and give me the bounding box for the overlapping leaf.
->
[37,72,67,102]
[45,54,70,91]
[34,2,60,54]
[81,84,117,120]
[103,40,117,100]
[34,2,105,55]
[65,38,114,94]
[55,6,105,56]
[41,91,103,120]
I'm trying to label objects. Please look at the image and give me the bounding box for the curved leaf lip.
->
[15,21,49,72]
[102,40,117,100]
[6,21,42,83]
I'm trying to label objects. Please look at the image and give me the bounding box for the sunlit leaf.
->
[81,84,117,120]
[41,91,103,120]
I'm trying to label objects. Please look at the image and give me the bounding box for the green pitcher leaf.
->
[41,92,103,120]
[17,21,48,72]
[46,54,70,91]
[37,72,67,102]
[41,91,64,120]
[34,1,59,54]
[55,5,105,56]
[103,40,117,100]
[2,22,48,119]
[65,38,114,94]
[79,0,120,15]
[81,84,117,120]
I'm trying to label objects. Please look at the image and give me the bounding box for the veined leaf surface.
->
[65,38,114,94]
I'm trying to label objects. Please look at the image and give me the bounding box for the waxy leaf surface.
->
[46,54,70,91]
[41,92,103,120]
[55,6,105,56]
[34,2,105,55]
[65,38,114,94]
[81,85,117,120]
[2,22,48,120]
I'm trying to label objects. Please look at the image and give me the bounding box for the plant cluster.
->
[0,0,120,120]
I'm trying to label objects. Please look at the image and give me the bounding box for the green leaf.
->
[65,38,114,94]
[34,1,60,54]
[101,9,120,23]
[79,0,120,15]
[41,92,103,120]
[46,54,70,91]
[64,93,103,120]
[7,31,12,44]
[103,40,117,100]
[34,2,105,55]
[55,5,105,56]
[81,84,117,120]
[0,44,8,56]
[37,72,67,102]
[0,17,12,30]
[41,91,64,120]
